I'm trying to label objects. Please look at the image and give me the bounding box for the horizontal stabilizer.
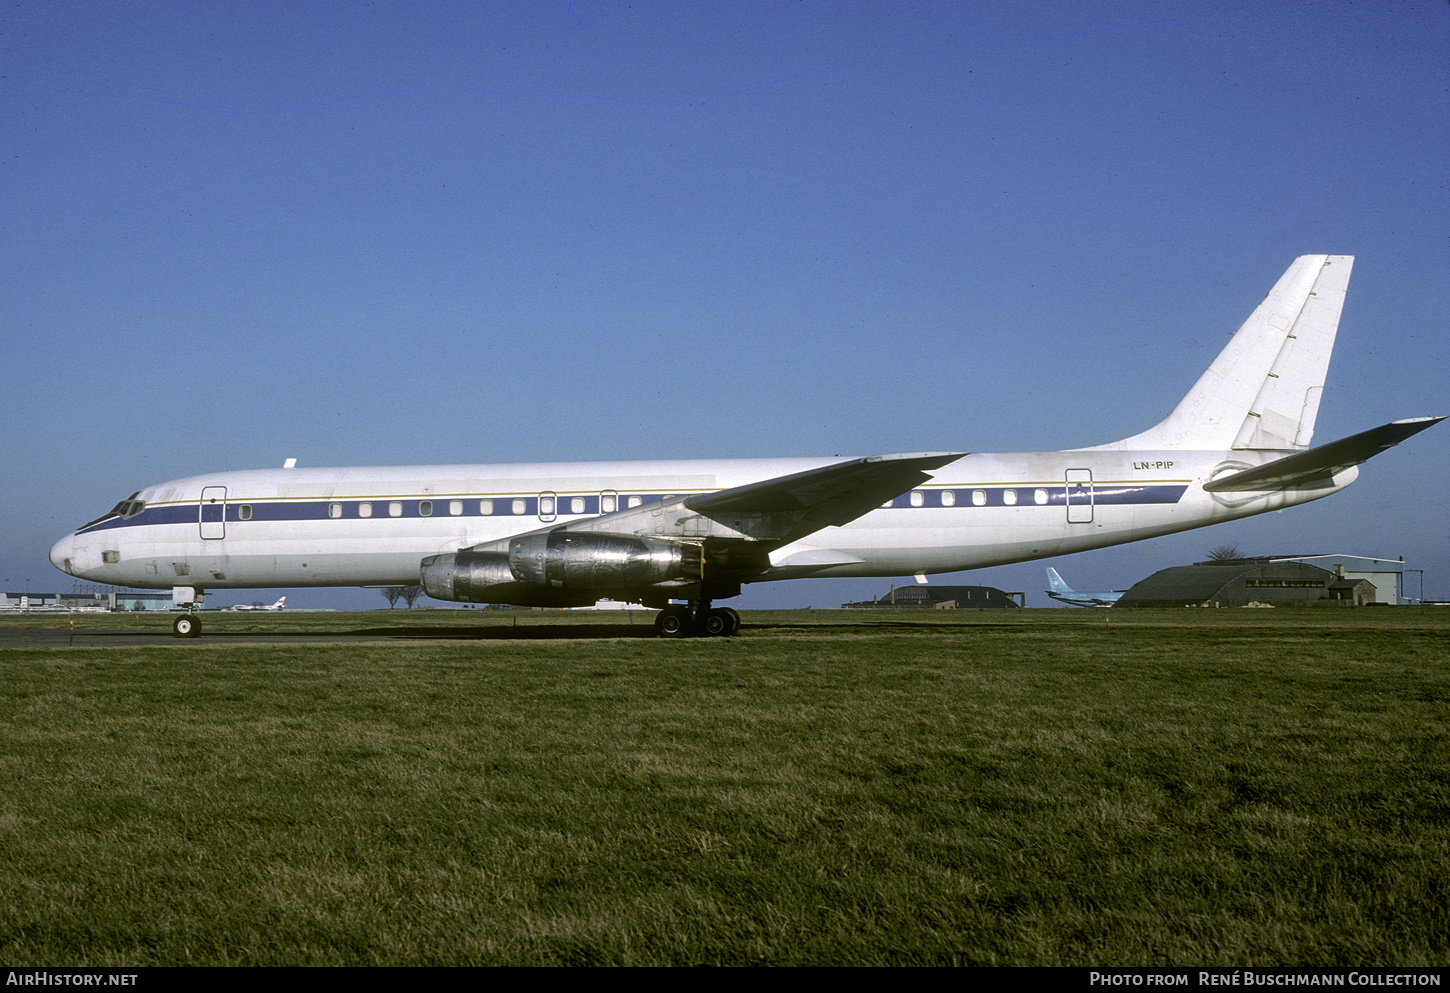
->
[1202,417,1443,492]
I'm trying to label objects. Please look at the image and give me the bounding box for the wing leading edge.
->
[681,451,965,542]
[502,450,966,547]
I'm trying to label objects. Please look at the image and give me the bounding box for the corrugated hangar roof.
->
[842,585,1022,608]
[1115,561,1374,608]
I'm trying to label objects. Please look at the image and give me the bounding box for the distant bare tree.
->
[401,584,425,609]
[1206,544,1242,562]
[381,586,405,609]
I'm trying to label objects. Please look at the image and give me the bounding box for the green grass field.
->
[1,609,1446,965]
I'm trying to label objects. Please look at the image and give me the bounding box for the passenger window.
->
[627,496,642,509]
[941,490,956,506]
[479,499,493,515]
[449,500,463,516]
[539,495,555,516]
[601,495,617,513]
[239,505,253,521]
[419,500,433,517]
[1034,488,1048,505]
[570,497,584,514]
[329,503,341,519]
[359,502,372,518]
[910,491,924,507]
[512,499,526,515]
[389,502,402,517]
[972,489,987,506]
[1003,489,1018,506]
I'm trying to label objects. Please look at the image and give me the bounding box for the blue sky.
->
[5,0,1447,608]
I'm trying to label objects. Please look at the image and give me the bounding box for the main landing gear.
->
[173,613,202,638]
[654,602,741,639]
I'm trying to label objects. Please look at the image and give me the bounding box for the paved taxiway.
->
[0,620,658,648]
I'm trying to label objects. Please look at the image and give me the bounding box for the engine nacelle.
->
[420,532,701,605]
[509,532,698,589]
[420,549,513,602]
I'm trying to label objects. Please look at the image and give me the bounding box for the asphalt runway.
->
[0,619,660,648]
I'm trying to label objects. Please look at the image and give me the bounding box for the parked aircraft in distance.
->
[49,256,1442,639]
[228,596,286,612]
[1045,567,1126,607]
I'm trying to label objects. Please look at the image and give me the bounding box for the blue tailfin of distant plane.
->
[1044,568,1126,607]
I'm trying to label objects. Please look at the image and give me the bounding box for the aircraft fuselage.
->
[50,448,1354,593]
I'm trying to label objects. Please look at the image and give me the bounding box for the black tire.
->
[703,608,737,637]
[655,606,691,638]
[721,607,742,636]
[173,614,201,638]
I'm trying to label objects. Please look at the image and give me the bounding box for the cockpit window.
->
[111,493,146,519]
[83,492,146,530]
[81,492,145,530]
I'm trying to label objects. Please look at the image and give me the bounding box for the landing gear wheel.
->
[702,607,739,637]
[173,614,201,639]
[654,605,692,638]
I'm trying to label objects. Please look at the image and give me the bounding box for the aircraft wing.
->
[684,451,965,534]
[1204,417,1443,493]
[465,451,966,552]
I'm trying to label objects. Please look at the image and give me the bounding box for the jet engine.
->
[420,531,702,605]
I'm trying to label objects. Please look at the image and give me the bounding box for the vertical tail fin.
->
[1092,255,1353,451]
[1045,567,1072,594]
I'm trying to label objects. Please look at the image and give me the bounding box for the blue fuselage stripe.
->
[877,484,1188,509]
[75,484,1189,536]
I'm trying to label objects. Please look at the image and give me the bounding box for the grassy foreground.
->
[1,610,1446,965]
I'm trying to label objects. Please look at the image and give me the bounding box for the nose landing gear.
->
[171,586,203,638]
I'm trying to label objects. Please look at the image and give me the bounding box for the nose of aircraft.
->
[50,533,79,577]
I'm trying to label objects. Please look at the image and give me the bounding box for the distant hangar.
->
[1115,553,1411,608]
[842,585,1024,609]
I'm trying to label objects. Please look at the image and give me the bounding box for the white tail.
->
[1094,255,1353,452]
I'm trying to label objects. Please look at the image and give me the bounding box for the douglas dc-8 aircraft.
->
[50,256,1441,638]
[1045,568,1126,608]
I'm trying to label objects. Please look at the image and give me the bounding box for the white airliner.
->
[228,597,286,612]
[1045,568,1126,608]
[49,256,1441,638]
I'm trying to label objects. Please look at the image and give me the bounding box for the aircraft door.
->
[1065,469,1093,524]
[200,486,227,539]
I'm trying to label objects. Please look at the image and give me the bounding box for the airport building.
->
[1115,558,1386,608]
[842,585,1023,609]
[1,590,175,611]
[1255,554,1414,604]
